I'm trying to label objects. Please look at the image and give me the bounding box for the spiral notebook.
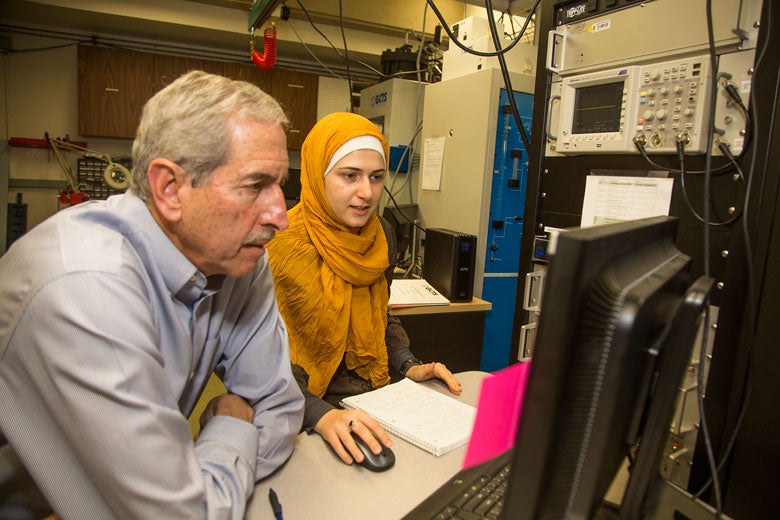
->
[340,378,477,456]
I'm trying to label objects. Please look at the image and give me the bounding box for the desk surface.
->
[390,297,492,316]
[245,371,489,520]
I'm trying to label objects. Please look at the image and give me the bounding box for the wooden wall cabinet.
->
[78,45,319,149]
[153,55,225,93]
[77,45,154,139]
[271,69,318,150]
[222,62,272,92]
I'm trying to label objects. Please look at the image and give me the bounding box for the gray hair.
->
[130,70,290,201]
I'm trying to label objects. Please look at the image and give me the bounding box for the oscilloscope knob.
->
[643,110,655,121]
[656,109,668,120]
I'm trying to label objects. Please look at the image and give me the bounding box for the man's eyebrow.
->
[244,171,288,184]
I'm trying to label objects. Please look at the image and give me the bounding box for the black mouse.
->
[350,432,395,472]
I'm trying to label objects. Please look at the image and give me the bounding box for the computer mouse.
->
[350,432,395,472]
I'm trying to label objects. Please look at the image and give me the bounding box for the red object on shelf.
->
[59,190,90,206]
[251,26,277,70]
[9,137,88,149]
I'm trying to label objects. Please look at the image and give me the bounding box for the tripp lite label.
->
[566,3,587,19]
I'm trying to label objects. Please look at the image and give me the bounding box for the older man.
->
[0,71,304,519]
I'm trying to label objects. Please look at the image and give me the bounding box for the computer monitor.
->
[504,216,713,519]
[382,203,418,266]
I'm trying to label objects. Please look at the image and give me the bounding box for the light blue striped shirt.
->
[0,192,304,519]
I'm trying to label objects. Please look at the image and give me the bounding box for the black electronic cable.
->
[425,0,541,58]
[383,185,425,274]
[336,0,354,112]
[693,0,775,501]
[388,121,424,201]
[0,39,93,53]
[416,2,428,83]
[483,0,533,152]
[421,0,538,157]
[721,79,753,155]
[678,143,755,499]
[383,186,425,235]
[292,0,384,77]
[696,2,723,516]
[632,81,753,176]
[382,100,424,218]
[671,138,743,227]
[280,4,342,78]
[718,142,746,186]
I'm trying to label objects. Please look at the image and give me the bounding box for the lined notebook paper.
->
[341,378,477,456]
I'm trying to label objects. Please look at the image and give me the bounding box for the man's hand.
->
[199,393,254,431]
[314,409,392,465]
[405,362,462,395]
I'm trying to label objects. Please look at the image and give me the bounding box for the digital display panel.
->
[572,81,624,134]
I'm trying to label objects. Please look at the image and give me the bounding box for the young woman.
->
[267,112,461,465]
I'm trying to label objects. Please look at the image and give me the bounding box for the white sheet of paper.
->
[580,175,674,227]
[422,137,445,191]
[389,279,450,307]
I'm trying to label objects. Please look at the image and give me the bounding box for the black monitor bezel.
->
[503,216,710,519]
[382,203,418,264]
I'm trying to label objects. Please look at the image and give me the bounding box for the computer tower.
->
[422,228,477,302]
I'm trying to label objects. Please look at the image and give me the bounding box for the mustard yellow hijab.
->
[267,112,391,397]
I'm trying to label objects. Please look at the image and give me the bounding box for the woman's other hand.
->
[405,362,462,395]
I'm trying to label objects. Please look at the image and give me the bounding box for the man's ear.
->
[147,158,187,222]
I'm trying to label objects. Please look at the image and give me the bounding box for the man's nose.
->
[261,184,289,231]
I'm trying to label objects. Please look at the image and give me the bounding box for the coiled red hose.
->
[251,26,277,70]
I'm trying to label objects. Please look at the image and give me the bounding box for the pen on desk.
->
[268,487,283,520]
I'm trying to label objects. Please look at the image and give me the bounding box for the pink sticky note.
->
[462,361,531,469]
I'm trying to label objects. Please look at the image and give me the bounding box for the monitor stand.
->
[592,481,735,520]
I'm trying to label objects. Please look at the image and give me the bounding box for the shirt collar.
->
[119,193,210,303]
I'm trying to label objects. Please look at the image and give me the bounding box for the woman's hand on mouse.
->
[405,362,463,396]
[314,409,393,464]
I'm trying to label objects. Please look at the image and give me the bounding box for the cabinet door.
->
[223,61,273,94]
[153,55,225,93]
[78,45,154,139]
[271,69,318,150]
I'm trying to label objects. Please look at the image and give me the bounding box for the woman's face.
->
[323,149,386,232]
